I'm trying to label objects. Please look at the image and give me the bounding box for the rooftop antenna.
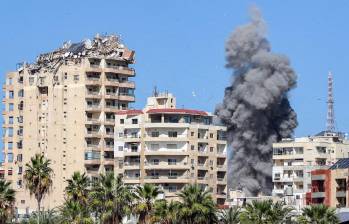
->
[326,71,335,132]
[153,86,158,97]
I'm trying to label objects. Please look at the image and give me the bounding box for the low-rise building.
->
[272,131,349,209]
[311,158,349,208]
[114,92,228,205]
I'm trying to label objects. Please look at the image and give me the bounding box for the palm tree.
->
[177,184,217,224]
[152,199,180,224]
[24,154,53,213]
[23,209,60,224]
[0,179,15,224]
[65,172,90,206]
[239,200,293,224]
[59,200,93,224]
[219,206,240,224]
[298,204,340,224]
[89,172,133,224]
[133,183,162,224]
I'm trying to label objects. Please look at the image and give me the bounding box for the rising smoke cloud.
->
[215,7,298,196]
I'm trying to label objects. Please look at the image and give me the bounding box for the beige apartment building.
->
[2,34,135,216]
[272,131,349,209]
[114,92,228,205]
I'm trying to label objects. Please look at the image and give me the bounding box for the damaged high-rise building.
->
[2,34,136,216]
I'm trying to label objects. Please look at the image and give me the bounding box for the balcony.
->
[85,117,100,124]
[104,78,119,86]
[86,144,100,150]
[124,162,140,169]
[336,191,346,198]
[84,159,101,165]
[105,92,119,100]
[86,91,101,98]
[85,76,101,85]
[144,175,190,183]
[86,104,101,112]
[312,192,325,198]
[118,93,135,102]
[86,130,102,138]
[104,66,135,76]
[217,164,227,170]
[105,105,119,113]
[144,162,189,170]
[105,118,115,125]
[119,81,135,89]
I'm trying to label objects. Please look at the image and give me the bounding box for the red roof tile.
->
[115,109,143,115]
[146,108,208,116]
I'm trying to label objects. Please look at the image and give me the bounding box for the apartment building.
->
[114,92,228,205]
[2,34,135,215]
[311,158,349,208]
[272,131,349,208]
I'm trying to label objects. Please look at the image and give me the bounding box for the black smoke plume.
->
[215,7,297,196]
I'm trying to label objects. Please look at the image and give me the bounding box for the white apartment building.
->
[114,92,228,205]
[272,131,349,209]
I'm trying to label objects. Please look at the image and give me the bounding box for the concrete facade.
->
[2,35,135,216]
[114,93,228,205]
[311,159,349,208]
[272,131,349,209]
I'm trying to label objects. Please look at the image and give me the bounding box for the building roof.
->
[329,158,349,170]
[146,108,208,116]
[115,109,143,115]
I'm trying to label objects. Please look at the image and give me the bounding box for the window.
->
[18,166,23,174]
[9,91,14,99]
[168,131,177,138]
[167,144,177,149]
[7,153,13,162]
[74,75,79,81]
[191,132,194,137]
[210,147,213,152]
[191,159,195,165]
[17,180,22,188]
[151,159,159,165]
[210,133,214,138]
[8,117,13,124]
[18,89,24,97]
[29,77,34,85]
[120,119,124,124]
[191,145,195,150]
[132,119,138,124]
[9,103,14,111]
[118,146,123,151]
[151,132,159,137]
[209,160,213,166]
[8,78,13,85]
[168,158,177,165]
[64,73,68,80]
[8,128,13,137]
[150,144,159,151]
[8,142,13,150]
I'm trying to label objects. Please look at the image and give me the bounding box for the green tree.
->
[22,209,60,224]
[297,204,340,224]
[89,173,133,224]
[152,199,180,224]
[133,183,162,224]
[177,184,217,224]
[239,200,293,224]
[59,200,93,224]
[219,206,241,224]
[24,154,53,213]
[0,179,15,224]
[65,172,90,206]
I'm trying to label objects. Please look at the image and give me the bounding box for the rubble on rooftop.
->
[23,33,135,74]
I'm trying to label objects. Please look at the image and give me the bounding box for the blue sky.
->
[1,0,349,160]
